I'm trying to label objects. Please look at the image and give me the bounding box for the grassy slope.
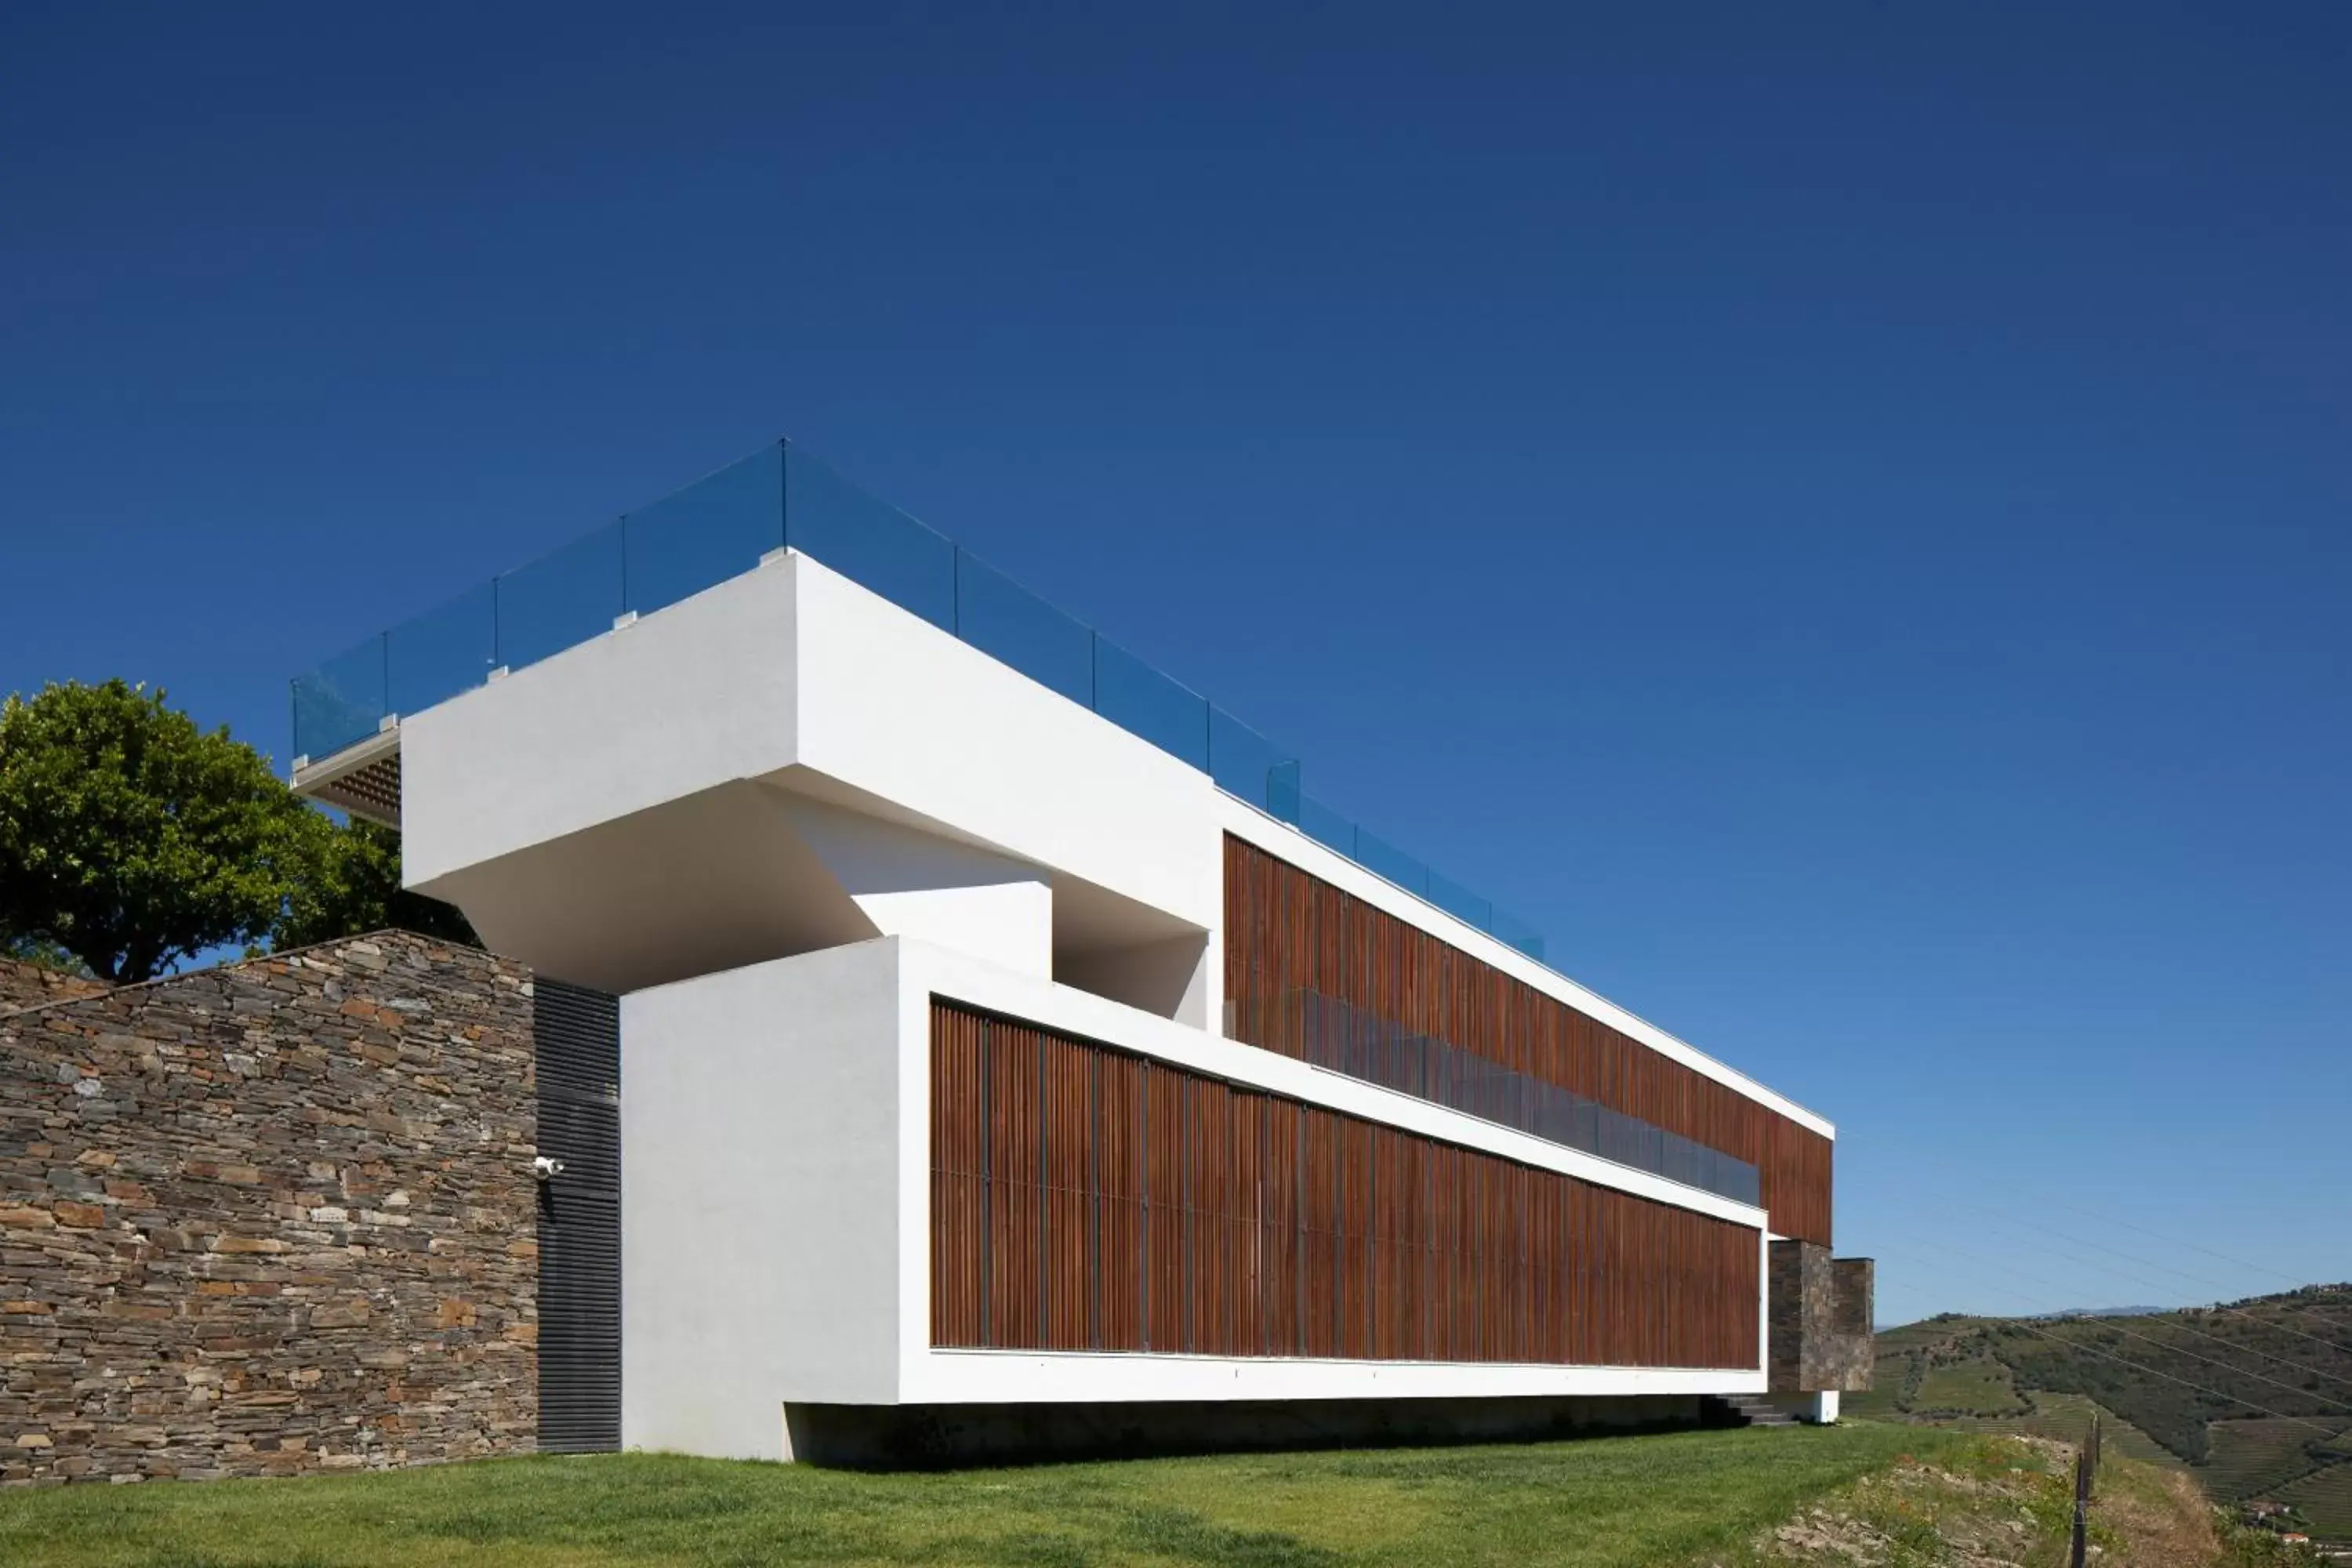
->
[1711,1434,2318,1567]
[1894,1391,2181,1468]
[1865,1285,2352,1533]
[0,1424,1962,1568]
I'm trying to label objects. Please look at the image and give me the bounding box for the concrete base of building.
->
[1759,1392,1841,1425]
[779,1393,1710,1468]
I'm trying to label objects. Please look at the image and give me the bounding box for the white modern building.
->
[290,441,1867,1463]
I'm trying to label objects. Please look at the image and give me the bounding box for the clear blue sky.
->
[5,3,2346,1328]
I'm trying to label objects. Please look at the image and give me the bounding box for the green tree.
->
[0,681,321,982]
[2,680,481,982]
[270,815,477,952]
[2,934,94,977]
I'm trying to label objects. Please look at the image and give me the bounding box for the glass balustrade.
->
[290,437,1550,967]
[1231,989,1762,1208]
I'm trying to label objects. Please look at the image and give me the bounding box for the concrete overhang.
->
[305,550,1220,1009]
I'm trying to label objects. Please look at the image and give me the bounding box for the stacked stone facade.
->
[1768,1240,1875,1394]
[0,933,538,1483]
[0,960,110,1014]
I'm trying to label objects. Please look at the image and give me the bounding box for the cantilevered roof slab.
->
[387,550,1220,999]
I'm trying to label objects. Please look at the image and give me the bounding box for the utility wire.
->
[1888,1236,2352,1417]
[1876,1244,2346,1439]
[1993,1316,2344,1440]
[2041,1198,2347,1293]
[1957,1213,2352,1354]
[1944,1205,2352,1359]
[1958,1202,2249,1294]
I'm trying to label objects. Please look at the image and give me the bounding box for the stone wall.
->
[1769,1240,1875,1394]
[0,960,110,1014]
[0,933,538,1483]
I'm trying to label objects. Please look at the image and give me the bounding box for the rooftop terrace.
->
[289,439,1549,964]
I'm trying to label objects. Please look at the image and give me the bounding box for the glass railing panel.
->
[1208,708,1294,815]
[1092,636,1208,768]
[1562,1089,1592,1149]
[1487,908,1546,962]
[1265,759,1303,825]
[1298,794,1357,858]
[1353,828,1429,898]
[624,445,783,619]
[1661,1133,1694,1189]
[495,521,624,675]
[387,581,495,723]
[783,445,955,633]
[1425,869,1492,932]
[953,550,1092,706]
[292,633,387,761]
[1594,1105,1634,1167]
[1570,1096,1602,1156]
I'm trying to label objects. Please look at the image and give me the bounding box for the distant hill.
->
[1849,1283,2352,1544]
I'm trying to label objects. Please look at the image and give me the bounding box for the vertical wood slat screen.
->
[931,1000,1760,1370]
[1222,834,1834,1246]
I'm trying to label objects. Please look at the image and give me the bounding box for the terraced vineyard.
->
[1866,1284,2352,1546]
[1910,1356,2029,1416]
[2202,1417,2343,1497]
[2278,1462,2352,1539]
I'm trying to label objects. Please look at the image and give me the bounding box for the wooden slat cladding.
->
[1222,834,1833,1246]
[930,1000,1759,1370]
[929,1004,986,1348]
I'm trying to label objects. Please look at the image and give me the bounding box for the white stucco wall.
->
[620,941,907,1457]
[790,551,1221,935]
[1055,932,1213,1029]
[401,564,800,889]
[775,793,1054,979]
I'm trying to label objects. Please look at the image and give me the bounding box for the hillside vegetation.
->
[1853,1284,2352,1544]
[1713,1432,2318,1567]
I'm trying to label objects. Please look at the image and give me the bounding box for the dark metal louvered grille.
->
[534,978,621,1453]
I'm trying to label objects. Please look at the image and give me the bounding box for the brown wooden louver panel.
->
[930,1000,1761,1370]
[1221,835,1833,1246]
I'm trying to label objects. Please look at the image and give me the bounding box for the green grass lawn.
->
[0,1422,1964,1568]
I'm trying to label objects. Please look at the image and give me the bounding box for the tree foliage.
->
[269,815,477,952]
[0,680,476,982]
[0,681,318,982]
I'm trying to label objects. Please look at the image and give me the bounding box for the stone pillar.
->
[1769,1241,1875,1401]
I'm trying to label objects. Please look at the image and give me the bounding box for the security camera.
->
[532,1156,566,1181]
